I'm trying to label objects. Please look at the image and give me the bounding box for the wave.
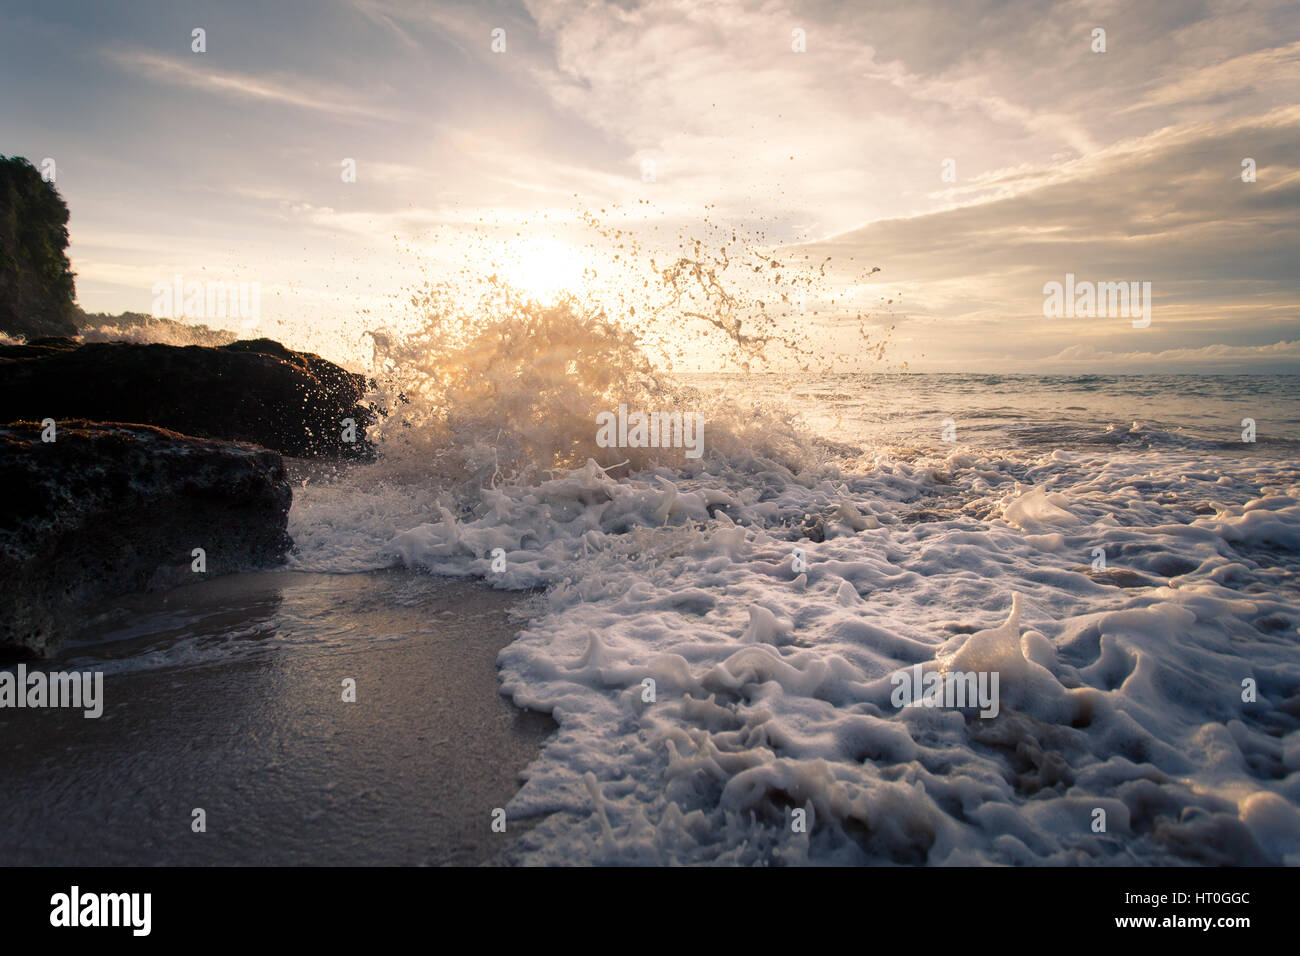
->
[279,221,1300,865]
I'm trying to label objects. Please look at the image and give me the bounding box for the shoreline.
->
[0,569,555,866]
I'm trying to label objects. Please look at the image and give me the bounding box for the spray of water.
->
[362,206,892,491]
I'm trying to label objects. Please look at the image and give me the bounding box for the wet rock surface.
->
[0,421,292,657]
[0,337,374,458]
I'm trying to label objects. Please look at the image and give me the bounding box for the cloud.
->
[1121,40,1300,114]
[105,49,399,120]
[1039,339,1300,373]
[797,107,1300,368]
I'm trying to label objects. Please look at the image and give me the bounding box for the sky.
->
[1,0,1297,372]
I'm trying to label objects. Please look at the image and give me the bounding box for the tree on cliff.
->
[0,155,78,339]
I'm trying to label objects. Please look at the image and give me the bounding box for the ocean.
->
[26,370,1297,865]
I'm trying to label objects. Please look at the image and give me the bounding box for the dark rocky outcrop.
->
[0,337,374,458]
[0,421,293,658]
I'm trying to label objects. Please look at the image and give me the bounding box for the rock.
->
[0,336,79,359]
[0,421,293,658]
[0,337,375,459]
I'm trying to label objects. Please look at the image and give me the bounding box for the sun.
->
[499,239,588,302]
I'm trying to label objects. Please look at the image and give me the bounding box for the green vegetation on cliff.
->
[0,155,77,339]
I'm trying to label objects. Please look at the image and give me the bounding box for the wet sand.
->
[0,570,555,866]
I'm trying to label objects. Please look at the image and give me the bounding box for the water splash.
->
[362,206,890,489]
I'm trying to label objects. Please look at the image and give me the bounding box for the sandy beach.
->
[0,570,555,866]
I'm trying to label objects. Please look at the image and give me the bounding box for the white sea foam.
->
[287,418,1300,864]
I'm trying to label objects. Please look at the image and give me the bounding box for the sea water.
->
[284,368,1300,865]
